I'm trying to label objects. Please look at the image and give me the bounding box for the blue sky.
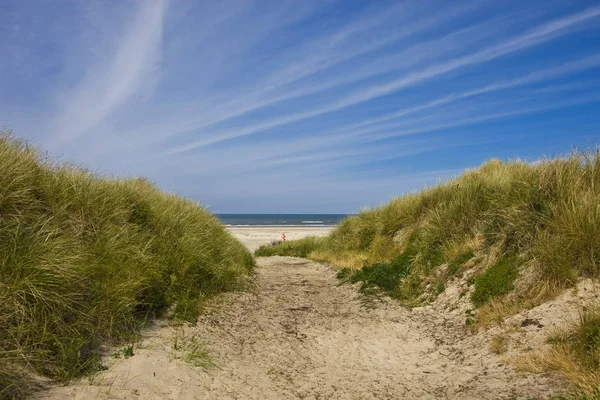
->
[1,0,600,213]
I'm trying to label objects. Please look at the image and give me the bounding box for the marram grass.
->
[256,149,600,394]
[0,133,254,398]
[257,150,600,306]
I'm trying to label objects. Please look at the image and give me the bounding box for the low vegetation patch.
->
[551,308,600,371]
[256,150,600,308]
[337,247,416,298]
[255,236,327,257]
[0,133,253,398]
[489,334,509,355]
[518,307,600,397]
[255,149,600,389]
[471,255,521,307]
[171,328,215,370]
[447,250,475,276]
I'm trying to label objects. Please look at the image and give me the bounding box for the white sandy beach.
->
[227,226,332,251]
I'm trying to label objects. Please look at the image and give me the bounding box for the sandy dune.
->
[38,228,560,399]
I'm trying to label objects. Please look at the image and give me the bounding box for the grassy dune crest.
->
[0,134,254,398]
[256,150,600,394]
[256,151,600,393]
[256,151,600,307]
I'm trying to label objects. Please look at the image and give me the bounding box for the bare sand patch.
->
[38,256,560,399]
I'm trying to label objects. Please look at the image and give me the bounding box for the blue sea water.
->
[216,214,349,227]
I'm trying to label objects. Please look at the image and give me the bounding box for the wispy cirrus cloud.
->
[161,4,600,155]
[131,1,481,146]
[327,54,600,139]
[2,0,600,212]
[49,0,167,147]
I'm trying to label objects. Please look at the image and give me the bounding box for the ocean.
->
[216,214,349,227]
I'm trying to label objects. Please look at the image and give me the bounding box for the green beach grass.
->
[257,151,600,306]
[255,150,600,393]
[0,133,254,398]
[255,151,600,392]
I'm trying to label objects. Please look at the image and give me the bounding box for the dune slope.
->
[0,134,253,398]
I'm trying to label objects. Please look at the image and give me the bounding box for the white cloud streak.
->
[163,4,600,155]
[4,1,600,213]
[50,0,167,146]
[150,2,482,143]
[336,53,600,136]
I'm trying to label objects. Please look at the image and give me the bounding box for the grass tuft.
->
[518,307,600,397]
[171,328,215,369]
[447,250,475,276]
[554,309,600,371]
[489,334,509,355]
[0,132,253,397]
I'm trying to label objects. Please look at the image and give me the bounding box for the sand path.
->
[41,255,557,399]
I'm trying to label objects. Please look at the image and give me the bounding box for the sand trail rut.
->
[40,256,557,399]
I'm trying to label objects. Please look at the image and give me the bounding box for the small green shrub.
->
[471,255,520,307]
[336,268,353,280]
[414,246,444,272]
[337,248,416,298]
